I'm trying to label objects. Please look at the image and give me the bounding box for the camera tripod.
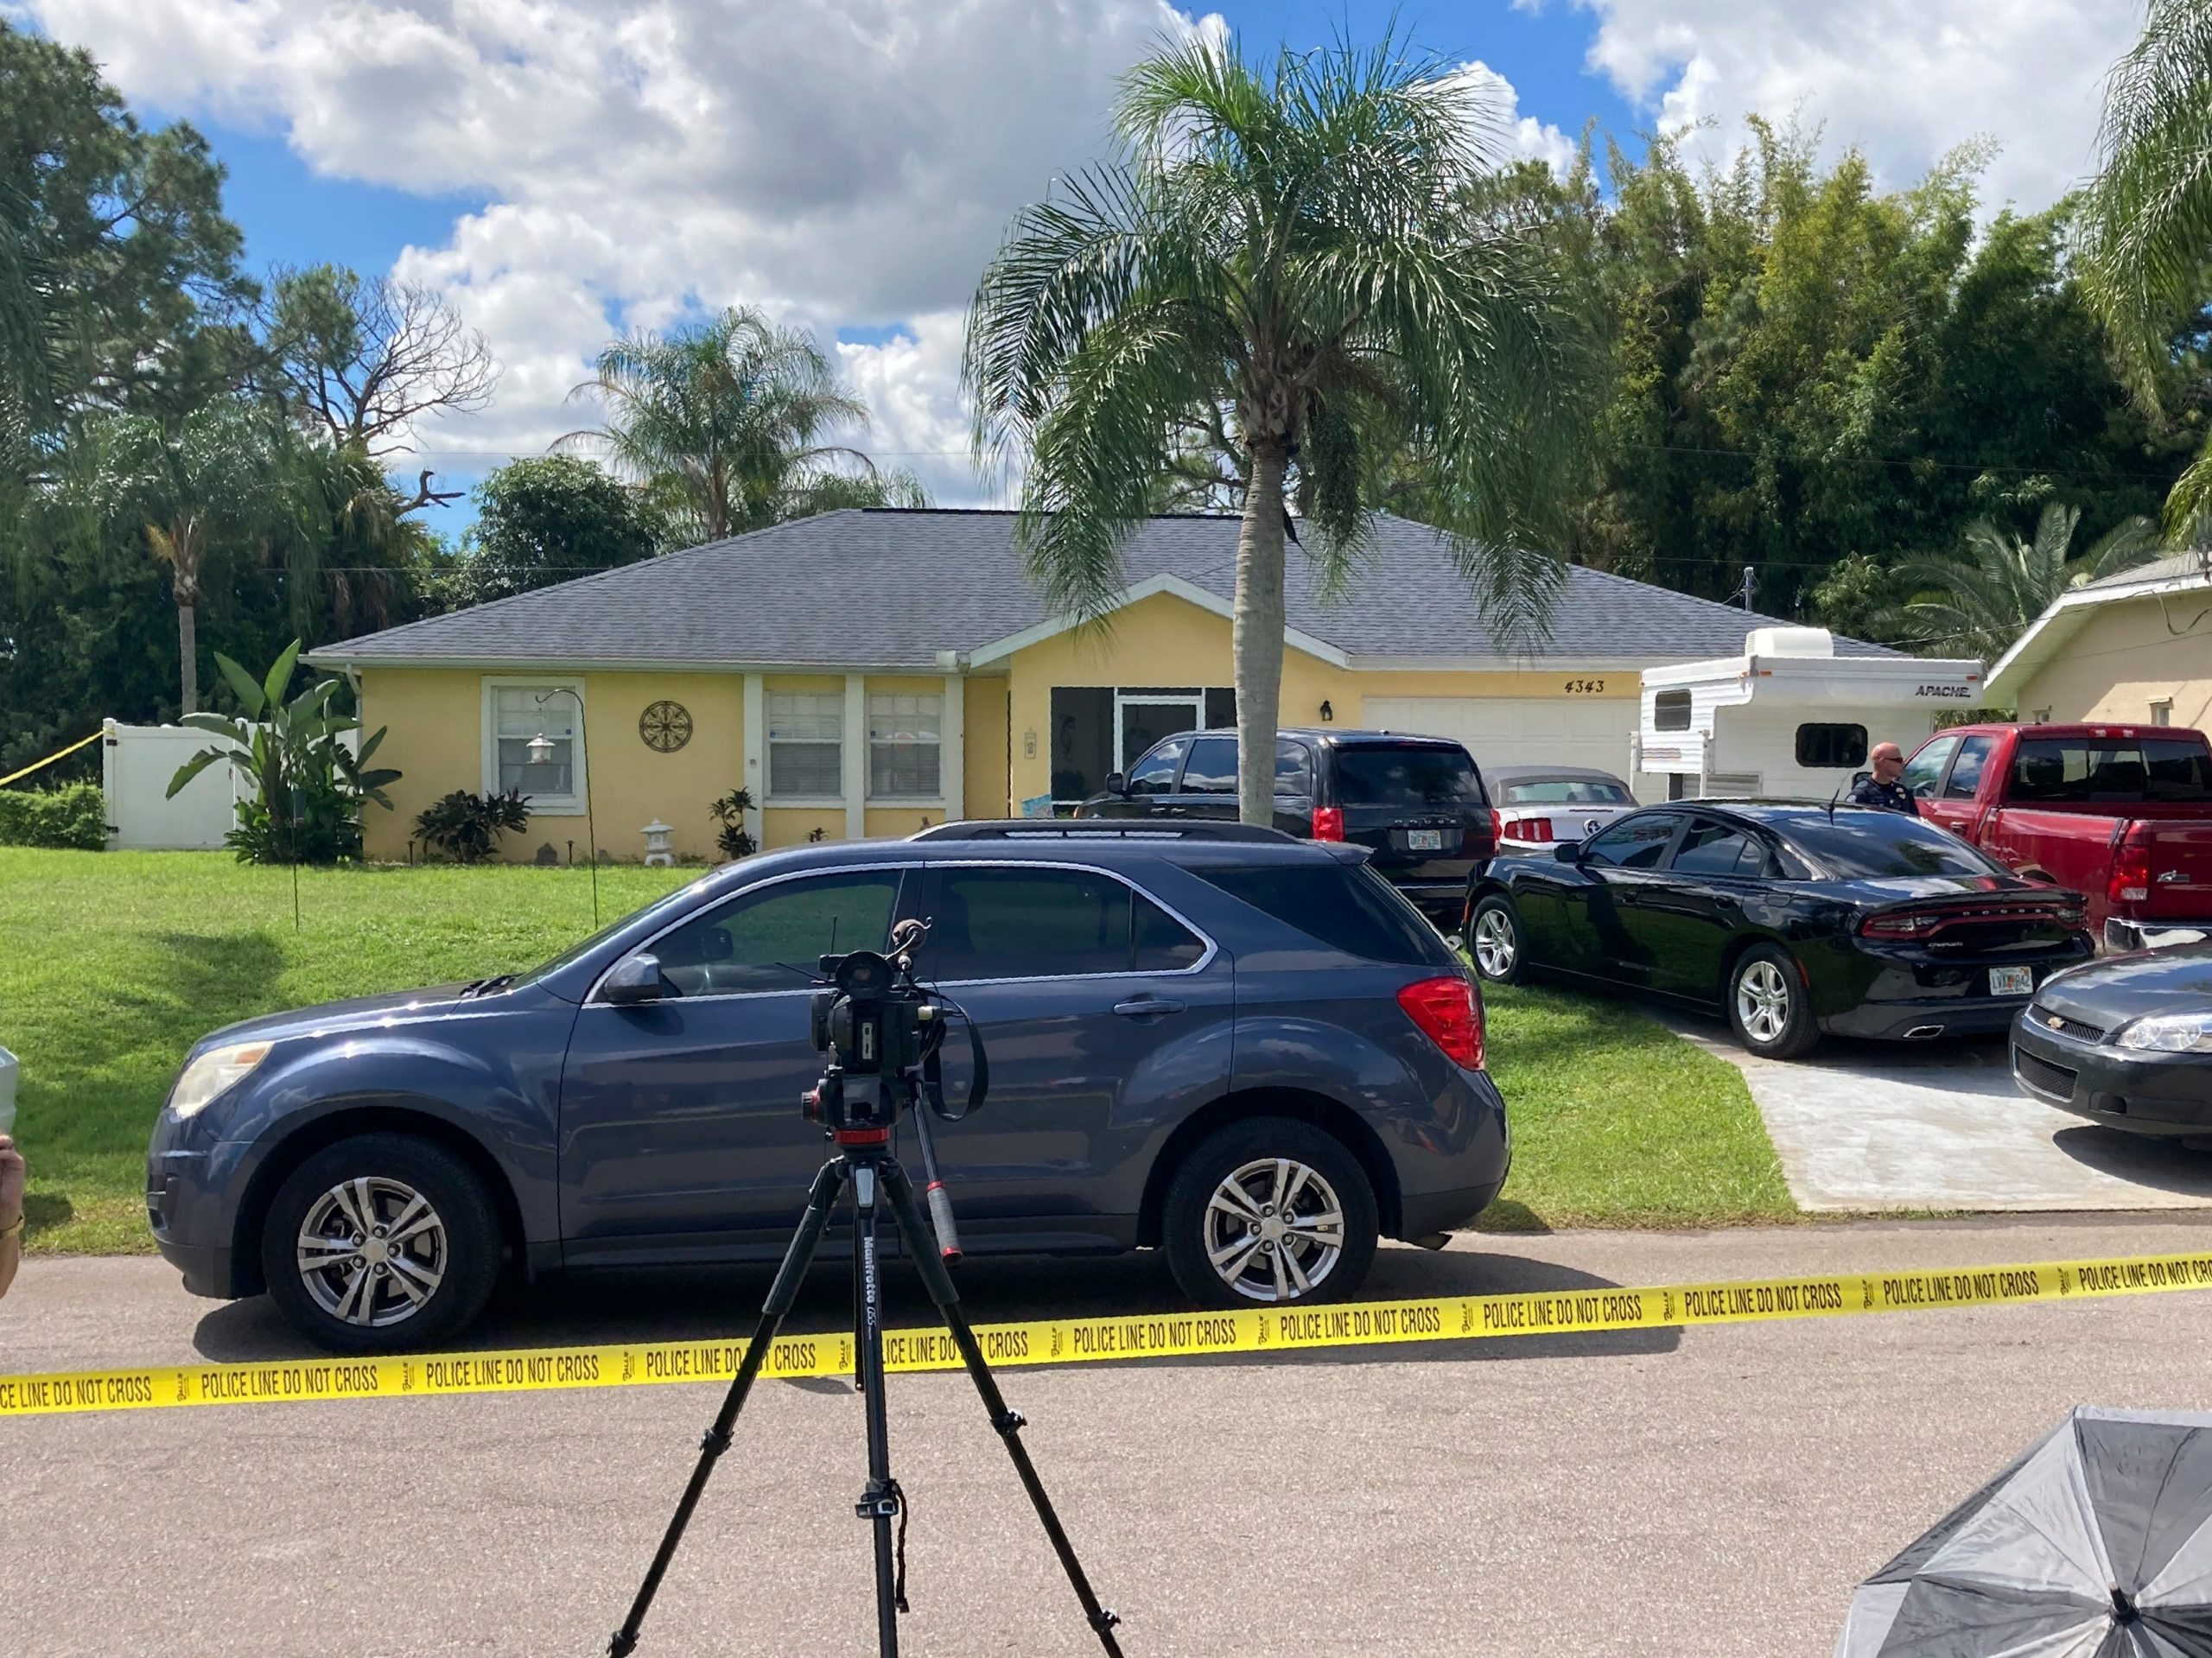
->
[607,1118,1124,1658]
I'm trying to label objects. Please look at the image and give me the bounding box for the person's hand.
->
[0,1134,25,1230]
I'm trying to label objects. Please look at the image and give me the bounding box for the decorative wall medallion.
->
[639,699,693,753]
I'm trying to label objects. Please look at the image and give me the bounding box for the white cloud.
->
[25,2,1579,510]
[1565,0,2141,213]
[1459,59,1579,178]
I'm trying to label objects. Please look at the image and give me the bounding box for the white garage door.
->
[1362,696,1637,778]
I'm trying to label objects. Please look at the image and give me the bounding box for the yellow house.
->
[1985,552,2212,728]
[303,509,1871,862]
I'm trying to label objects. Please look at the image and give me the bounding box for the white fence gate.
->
[101,721,242,850]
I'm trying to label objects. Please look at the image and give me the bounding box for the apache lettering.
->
[1914,684,1973,698]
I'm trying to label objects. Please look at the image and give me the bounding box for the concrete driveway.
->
[12,1218,2212,1658]
[1666,1015,2212,1212]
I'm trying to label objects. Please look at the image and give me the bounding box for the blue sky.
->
[30,0,2142,538]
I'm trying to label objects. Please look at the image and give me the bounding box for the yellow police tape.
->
[0,728,100,790]
[4,1250,2207,1420]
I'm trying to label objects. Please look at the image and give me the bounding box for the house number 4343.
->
[1562,678,1607,695]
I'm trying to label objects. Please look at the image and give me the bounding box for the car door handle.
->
[1113,995,1185,1019]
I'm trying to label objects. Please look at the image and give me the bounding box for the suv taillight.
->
[2111,826,2152,906]
[1312,805,1345,842]
[1397,975,1484,1069]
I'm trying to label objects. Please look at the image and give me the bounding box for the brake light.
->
[1397,975,1484,1069]
[2111,827,2152,906]
[1860,911,1942,940]
[1311,805,1345,842]
[1504,816,1554,843]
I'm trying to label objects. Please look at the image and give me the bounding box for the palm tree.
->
[965,34,1591,822]
[268,432,434,638]
[2080,0,2212,541]
[562,305,881,543]
[1885,504,2161,660]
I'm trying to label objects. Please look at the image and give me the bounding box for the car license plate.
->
[1408,829,1444,852]
[1989,966,2034,996]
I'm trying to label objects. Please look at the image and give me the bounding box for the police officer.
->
[1847,741,1916,812]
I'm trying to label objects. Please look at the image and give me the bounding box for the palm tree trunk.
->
[177,596,199,715]
[1232,445,1288,825]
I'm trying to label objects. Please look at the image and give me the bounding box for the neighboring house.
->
[303,509,1893,861]
[1985,552,2212,729]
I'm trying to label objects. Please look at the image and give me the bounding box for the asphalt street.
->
[11,1216,2212,1657]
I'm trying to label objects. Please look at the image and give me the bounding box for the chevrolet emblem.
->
[2044,1013,2064,1029]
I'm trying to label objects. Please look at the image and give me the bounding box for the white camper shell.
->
[1636,628,1983,800]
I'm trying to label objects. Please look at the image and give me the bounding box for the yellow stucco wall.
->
[996,590,1639,810]
[2009,599,2212,729]
[359,667,747,863]
[963,675,1010,819]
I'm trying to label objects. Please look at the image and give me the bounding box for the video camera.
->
[801,918,984,1258]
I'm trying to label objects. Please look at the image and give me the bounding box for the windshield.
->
[521,875,716,981]
[1766,810,2009,880]
[1333,746,1484,808]
[1502,778,1633,806]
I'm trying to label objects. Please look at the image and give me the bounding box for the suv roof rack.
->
[911,819,1297,844]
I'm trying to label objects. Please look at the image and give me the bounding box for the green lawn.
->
[0,848,1794,1254]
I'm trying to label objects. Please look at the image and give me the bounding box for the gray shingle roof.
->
[307,509,1895,668]
[2079,550,2212,591]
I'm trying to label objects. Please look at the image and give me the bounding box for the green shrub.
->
[416,788,531,862]
[0,784,106,850]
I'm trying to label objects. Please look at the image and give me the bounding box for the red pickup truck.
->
[1900,723,2212,950]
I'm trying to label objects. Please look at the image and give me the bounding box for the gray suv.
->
[147,823,1511,1352]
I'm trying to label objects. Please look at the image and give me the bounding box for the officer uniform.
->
[1847,773,1916,813]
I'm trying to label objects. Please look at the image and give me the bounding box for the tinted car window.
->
[1942,734,1996,799]
[1179,735,1236,794]
[929,867,1201,980]
[1275,740,1316,796]
[1671,818,1758,876]
[651,871,901,996]
[2009,737,2212,803]
[1125,737,1186,797]
[1332,745,1484,807]
[1192,862,1455,966]
[1583,815,1677,868]
[1902,735,1959,800]
[1502,778,1634,806]
[1767,810,2008,878]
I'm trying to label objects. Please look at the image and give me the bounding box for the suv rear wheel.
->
[261,1134,502,1354]
[1163,1118,1378,1308]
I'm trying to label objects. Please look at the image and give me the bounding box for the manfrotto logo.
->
[1914,685,1972,698]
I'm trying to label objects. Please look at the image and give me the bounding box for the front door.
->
[1116,690,1204,772]
[557,867,912,1261]
[1923,734,1998,839]
[1563,813,1681,985]
[905,861,1233,1252]
[1638,815,1769,1002]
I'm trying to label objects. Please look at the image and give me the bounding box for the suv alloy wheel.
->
[1162,1118,1378,1307]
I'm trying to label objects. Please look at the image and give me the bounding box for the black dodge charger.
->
[2011,943,2212,1141]
[1463,801,2094,1059]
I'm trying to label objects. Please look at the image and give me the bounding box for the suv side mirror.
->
[602,952,668,1006]
[1103,772,1128,796]
[1553,841,1586,864]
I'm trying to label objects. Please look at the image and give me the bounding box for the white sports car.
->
[1486,765,1642,854]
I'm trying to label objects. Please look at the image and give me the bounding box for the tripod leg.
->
[607,1156,849,1658]
[850,1163,904,1658]
[880,1162,1124,1656]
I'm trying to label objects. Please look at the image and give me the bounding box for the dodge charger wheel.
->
[1727,945,1819,1060]
[1163,1119,1378,1308]
[1467,897,1527,984]
[262,1134,501,1354]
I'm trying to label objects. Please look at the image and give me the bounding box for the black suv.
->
[1076,727,1495,924]
[147,824,1510,1352]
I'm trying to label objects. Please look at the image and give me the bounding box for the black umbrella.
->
[1838,1408,2212,1656]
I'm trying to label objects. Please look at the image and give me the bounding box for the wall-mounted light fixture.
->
[1319,700,1333,723]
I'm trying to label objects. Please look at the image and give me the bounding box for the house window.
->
[868,692,942,798]
[1653,689,1693,731]
[486,681,585,813]
[768,691,842,798]
[1794,723,1867,769]
[2152,700,2173,727]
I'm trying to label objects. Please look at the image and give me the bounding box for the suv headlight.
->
[2115,1013,2212,1054]
[168,1041,273,1118]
